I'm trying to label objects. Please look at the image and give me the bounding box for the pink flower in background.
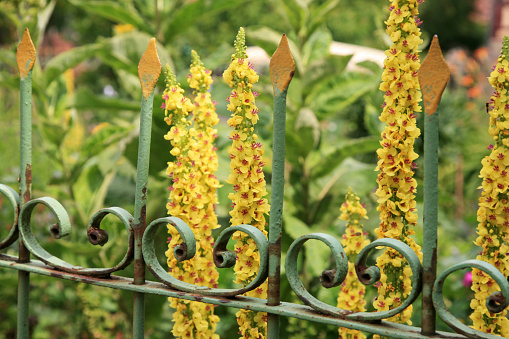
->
[463,271,472,287]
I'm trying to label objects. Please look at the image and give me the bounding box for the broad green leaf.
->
[302,28,332,66]
[82,124,133,158]
[294,107,320,157]
[284,213,312,240]
[71,162,116,223]
[310,136,379,179]
[69,88,141,112]
[98,32,173,77]
[357,60,383,75]
[308,0,340,34]
[364,102,384,136]
[303,54,353,90]
[306,74,379,118]
[0,49,16,66]
[163,0,242,41]
[305,237,332,277]
[68,0,149,33]
[43,43,103,85]
[277,0,308,33]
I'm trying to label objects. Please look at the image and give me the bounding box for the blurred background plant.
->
[0,0,501,337]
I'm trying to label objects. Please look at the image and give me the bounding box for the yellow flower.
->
[224,27,269,339]
[373,1,423,335]
[471,36,509,337]
[337,188,369,339]
[163,62,221,338]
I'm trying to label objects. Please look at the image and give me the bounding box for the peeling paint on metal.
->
[419,36,450,116]
[269,34,295,96]
[16,28,36,80]
[138,38,161,99]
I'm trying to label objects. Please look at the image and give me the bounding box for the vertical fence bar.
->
[133,38,161,338]
[16,28,36,339]
[418,36,450,336]
[267,34,295,339]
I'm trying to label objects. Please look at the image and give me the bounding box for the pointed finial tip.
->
[419,36,450,116]
[138,38,161,99]
[270,34,295,94]
[16,28,36,79]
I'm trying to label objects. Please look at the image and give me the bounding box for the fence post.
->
[133,38,161,338]
[16,28,36,339]
[419,35,450,336]
[267,34,295,338]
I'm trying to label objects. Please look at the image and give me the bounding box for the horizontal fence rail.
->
[1,28,509,339]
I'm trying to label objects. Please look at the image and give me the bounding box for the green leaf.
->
[43,43,103,85]
[97,31,173,76]
[69,87,141,112]
[364,102,384,136]
[82,124,133,158]
[311,136,379,179]
[71,162,116,222]
[294,107,320,157]
[284,214,312,240]
[306,74,379,118]
[308,0,340,33]
[68,0,149,33]
[302,28,332,66]
[163,0,242,41]
[303,54,352,90]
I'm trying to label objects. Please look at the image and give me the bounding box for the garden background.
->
[0,0,504,338]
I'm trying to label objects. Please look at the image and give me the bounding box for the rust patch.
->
[419,35,450,116]
[270,34,296,94]
[268,234,282,306]
[138,38,161,99]
[193,296,203,302]
[23,164,32,204]
[421,247,437,335]
[16,28,36,80]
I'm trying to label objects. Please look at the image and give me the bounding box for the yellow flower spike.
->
[470,36,509,337]
[224,28,269,339]
[163,63,220,337]
[337,188,369,339]
[374,1,423,336]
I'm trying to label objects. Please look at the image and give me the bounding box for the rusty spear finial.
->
[16,28,36,80]
[138,38,161,99]
[419,35,450,116]
[270,34,295,95]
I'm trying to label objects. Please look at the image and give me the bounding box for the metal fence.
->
[1,28,508,339]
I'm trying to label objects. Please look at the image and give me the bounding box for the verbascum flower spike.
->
[374,0,423,333]
[223,28,269,339]
[470,36,509,337]
[163,64,220,339]
[337,188,370,339]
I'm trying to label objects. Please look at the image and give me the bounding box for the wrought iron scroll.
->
[2,28,508,339]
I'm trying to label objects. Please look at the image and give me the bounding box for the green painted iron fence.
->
[1,29,508,339]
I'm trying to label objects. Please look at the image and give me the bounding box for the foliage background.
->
[0,0,495,337]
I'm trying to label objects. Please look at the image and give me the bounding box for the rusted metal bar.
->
[418,35,450,336]
[0,255,466,339]
[267,34,295,338]
[16,28,36,339]
[132,38,161,339]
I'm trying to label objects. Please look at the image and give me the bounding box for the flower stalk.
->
[337,188,370,339]
[163,58,221,338]
[374,0,424,332]
[224,27,270,339]
[470,36,509,337]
